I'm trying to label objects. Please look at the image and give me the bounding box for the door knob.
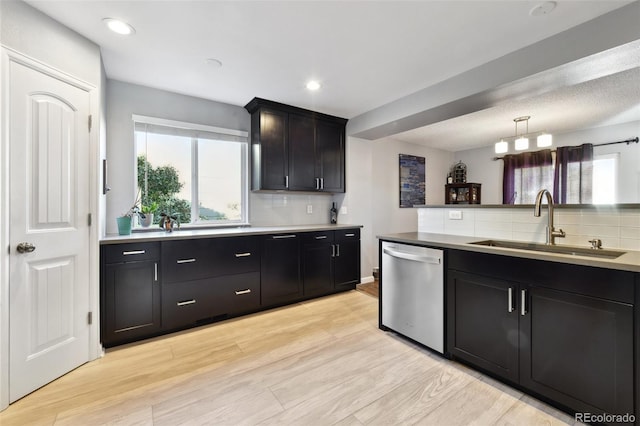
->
[16,242,36,253]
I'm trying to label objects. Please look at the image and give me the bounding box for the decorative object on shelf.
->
[447,173,453,184]
[494,116,552,154]
[451,161,467,183]
[330,202,338,224]
[445,183,481,204]
[399,154,426,208]
[159,213,180,232]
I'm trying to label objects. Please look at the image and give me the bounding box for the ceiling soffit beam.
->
[347,1,640,140]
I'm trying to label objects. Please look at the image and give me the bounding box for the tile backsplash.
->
[418,207,640,251]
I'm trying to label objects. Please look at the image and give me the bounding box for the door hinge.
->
[88,312,93,325]
[88,114,92,132]
[88,213,92,226]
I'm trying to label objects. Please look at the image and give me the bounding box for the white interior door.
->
[8,58,91,402]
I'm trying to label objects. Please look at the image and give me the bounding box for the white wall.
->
[454,121,640,204]
[370,137,453,268]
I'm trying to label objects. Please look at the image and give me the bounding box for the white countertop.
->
[377,232,640,273]
[101,224,362,245]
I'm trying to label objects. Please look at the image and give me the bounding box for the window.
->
[592,153,619,204]
[133,115,248,227]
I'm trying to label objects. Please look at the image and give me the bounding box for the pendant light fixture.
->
[494,115,552,153]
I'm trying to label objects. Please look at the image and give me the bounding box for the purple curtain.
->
[502,150,553,204]
[553,143,593,204]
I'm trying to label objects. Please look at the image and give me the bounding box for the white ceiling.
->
[26,0,639,150]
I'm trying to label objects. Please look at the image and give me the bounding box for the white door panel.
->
[8,58,91,402]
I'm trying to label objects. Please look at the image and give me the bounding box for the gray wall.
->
[105,80,250,233]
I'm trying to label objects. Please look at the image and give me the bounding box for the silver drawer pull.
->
[235,289,252,295]
[273,234,296,239]
[345,233,355,237]
[123,250,145,256]
[235,252,252,257]
[315,236,328,240]
[177,299,196,306]
[176,258,196,264]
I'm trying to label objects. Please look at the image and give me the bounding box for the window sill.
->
[132,222,251,233]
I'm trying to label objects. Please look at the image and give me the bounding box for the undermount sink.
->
[470,239,626,259]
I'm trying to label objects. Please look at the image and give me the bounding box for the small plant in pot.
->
[116,194,141,235]
[139,201,159,228]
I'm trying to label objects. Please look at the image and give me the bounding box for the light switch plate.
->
[307,205,313,214]
[340,206,348,214]
[448,210,463,220]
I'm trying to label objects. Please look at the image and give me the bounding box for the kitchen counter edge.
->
[377,232,640,273]
[101,224,362,245]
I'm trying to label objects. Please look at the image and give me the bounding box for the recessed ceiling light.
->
[205,58,223,68]
[306,81,321,91]
[103,18,135,35]
[529,1,556,17]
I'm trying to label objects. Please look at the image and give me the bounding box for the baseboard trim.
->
[360,276,375,284]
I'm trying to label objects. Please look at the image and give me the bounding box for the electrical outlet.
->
[340,206,348,214]
[448,210,463,220]
[307,204,313,214]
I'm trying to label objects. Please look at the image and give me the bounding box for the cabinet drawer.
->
[161,239,215,283]
[302,231,334,243]
[220,272,261,315]
[335,228,360,241]
[211,237,260,276]
[162,279,223,330]
[103,242,160,264]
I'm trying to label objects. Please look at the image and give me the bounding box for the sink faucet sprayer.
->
[534,189,566,245]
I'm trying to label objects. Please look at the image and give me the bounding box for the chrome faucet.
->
[534,189,566,245]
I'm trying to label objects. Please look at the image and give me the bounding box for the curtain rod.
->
[492,136,638,161]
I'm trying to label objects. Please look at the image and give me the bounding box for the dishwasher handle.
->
[383,248,441,264]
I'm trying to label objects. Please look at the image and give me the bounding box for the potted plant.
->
[116,192,141,235]
[139,201,158,228]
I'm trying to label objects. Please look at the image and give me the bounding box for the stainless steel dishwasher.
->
[381,241,444,354]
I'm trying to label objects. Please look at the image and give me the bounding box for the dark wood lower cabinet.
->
[261,234,302,306]
[101,228,360,347]
[520,286,634,417]
[101,247,161,347]
[447,249,636,424]
[447,271,519,384]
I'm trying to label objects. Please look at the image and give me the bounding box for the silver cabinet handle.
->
[177,258,196,264]
[285,175,289,188]
[315,178,320,190]
[508,287,513,313]
[315,236,327,240]
[235,289,251,295]
[177,299,196,306]
[123,250,145,256]
[154,262,158,282]
[272,234,296,239]
[320,178,324,190]
[331,244,336,257]
[336,244,340,257]
[235,252,251,257]
[521,289,527,316]
[345,233,355,237]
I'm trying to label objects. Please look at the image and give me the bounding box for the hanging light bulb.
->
[515,137,529,150]
[537,133,553,147]
[495,140,508,154]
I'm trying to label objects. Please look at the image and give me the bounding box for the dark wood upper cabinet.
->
[245,97,347,193]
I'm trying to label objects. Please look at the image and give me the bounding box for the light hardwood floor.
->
[1,290,580,425]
